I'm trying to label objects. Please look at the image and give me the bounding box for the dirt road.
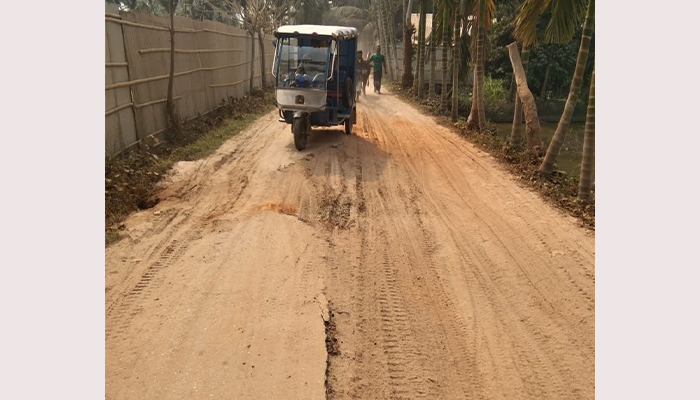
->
[106,89,594,399]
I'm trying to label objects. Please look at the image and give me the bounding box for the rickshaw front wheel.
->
[293,116,308,151]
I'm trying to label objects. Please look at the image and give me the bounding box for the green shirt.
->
[369,53,385,73]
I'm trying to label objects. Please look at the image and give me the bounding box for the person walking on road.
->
[356,50,367,101]
[369,45,387,94]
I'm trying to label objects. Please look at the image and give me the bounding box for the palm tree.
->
[428,24,436,97]
[465,0,494,132]
[577,66,594,202]
[391,2,403,80]
[509,45,530,149]
[414,0,427,95]
[374,0,392,79]
[386,0,401,79]
[402,0,418,87]
[378,0,390,78]
[515,0,594,176]
[451,13,460,120]
[508,42,542,152]
[439,0,451,112]
[378,0,396,80]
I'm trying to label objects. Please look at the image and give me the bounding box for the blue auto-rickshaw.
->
[272,25,358,150]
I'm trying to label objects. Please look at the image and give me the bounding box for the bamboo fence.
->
[105,2,274,155]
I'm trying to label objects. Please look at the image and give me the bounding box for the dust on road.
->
[106,88,594,399]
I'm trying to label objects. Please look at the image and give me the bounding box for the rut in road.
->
[105,88,594,400]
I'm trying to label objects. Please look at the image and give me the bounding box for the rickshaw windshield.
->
[277,37,331,90]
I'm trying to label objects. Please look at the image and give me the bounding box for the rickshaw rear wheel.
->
[344,109,354,135]
[293,116,308,151]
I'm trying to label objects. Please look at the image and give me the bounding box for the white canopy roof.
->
[275,25,358,38]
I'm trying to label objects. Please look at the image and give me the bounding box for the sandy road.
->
[106,88,594,399]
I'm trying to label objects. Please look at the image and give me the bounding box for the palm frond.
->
[482,0,496,30]
[544,0,588,44]
[514,0,549,46]
[459,0,474,20]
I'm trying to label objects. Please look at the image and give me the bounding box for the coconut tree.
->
[381,0,401,80]
[377,0,390,77]
[373,0,393,79]
[402,0,418,87]
[465,0,495,132]
[414,0,427,95]
[577,66,594,202]
[438,0,452,112]
[508,42,542,152]
[515,0,594,176]
[374,3,388,73]
[428,24,436,97]
[450,12,460,120]
[509,44,530,149]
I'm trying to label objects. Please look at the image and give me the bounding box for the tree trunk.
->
[577,67,594,203]
[428,23,436,98]
[166,0,177,134]
[467,13,486,131]
[475,14,486,131]
[402,0,417,87]
[507,42,541,152]
[249,30,255,94]
[402,0,407,79]
[412,0,421,93]
[387,2,400,80]
[418,0,427,96]
[459,14,468,81]
[414,0,426,95]
[439,7,449,113]
[376,8,385,51]
[451,15,459,121]
[380,0,394,81]
[509,45,530,149]
[258,29,266,89]
[380,0,391,79]
[414,46,419,91]
[540,0,594,176]
[376,5,391,80]
[539,63,550,101]
[466,19,479,128]
[402,24,413,87]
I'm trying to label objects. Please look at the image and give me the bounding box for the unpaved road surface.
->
[106,89,594,399]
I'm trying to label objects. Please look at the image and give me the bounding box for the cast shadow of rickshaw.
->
[283,125,390,183]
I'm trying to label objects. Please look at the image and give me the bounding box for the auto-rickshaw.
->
[272,25,358,150]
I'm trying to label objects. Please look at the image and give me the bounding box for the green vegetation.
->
[169,113,263,161]
[106,0,596,228]
[395,0,595,207]
[458,77,511,119]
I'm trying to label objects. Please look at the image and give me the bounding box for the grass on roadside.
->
[170,113,263,161]
[105,89,276,246]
